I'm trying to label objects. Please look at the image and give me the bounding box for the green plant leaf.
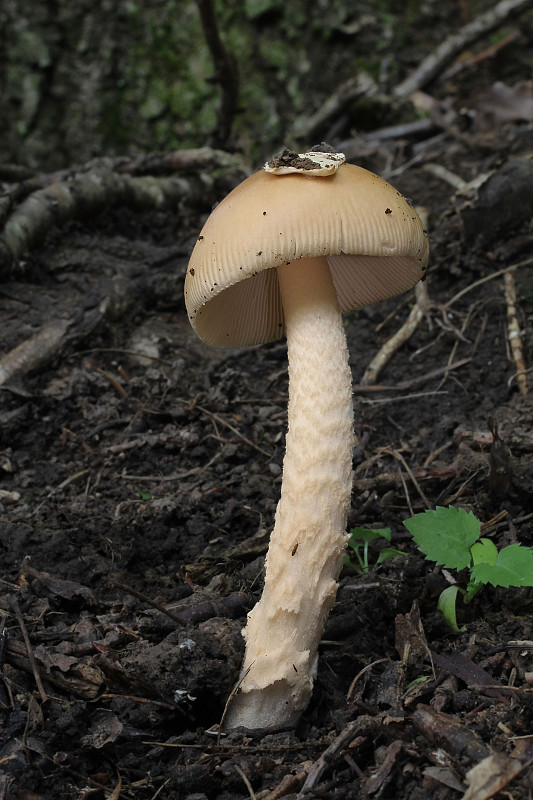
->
[376,547,405,564]
[471,538,498,566]
[403,506,480,570]
[464,577,484,604]
[437,585,466,632]
[343,553,364,575]
[348,527,391,546]
[471,543,533,587]
[406,676,430,688]
[345,528,393,574]
[244,0,280,19]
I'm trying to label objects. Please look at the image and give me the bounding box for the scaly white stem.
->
[225,257,354,729]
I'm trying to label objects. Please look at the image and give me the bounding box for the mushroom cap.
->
[185,163,429,347]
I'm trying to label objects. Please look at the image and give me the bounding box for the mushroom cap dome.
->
[185,163,429,347]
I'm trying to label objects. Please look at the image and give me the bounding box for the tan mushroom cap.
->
[185,163,429,347]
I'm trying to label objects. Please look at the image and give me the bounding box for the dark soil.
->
[2,111,533,800]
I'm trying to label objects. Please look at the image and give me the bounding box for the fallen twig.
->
[361,281,432,385]
[297,716,381,797]
[422,163,468,190]
[0,270,180,388]
[0,149,249,274]
[116,146,248,177]
[355,358,471,393]
[233,763,256,800]
[441,28,522,81]
[446,257,533,309]
[0,319,71,387]
[412,704,491,763]
[292,73,379,141]
[385,448,432,509]
[0,147,248,228]
[347,658,390,700]
[198,406,273,457]
[196,0,239,147]
[10,598,48,703]
[352,463,458,496]
[0,169,205,274]
[503,270,527,396]
[110,581,186,626]
[393,0,532,99]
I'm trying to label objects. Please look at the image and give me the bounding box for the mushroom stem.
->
[225,257,354,729]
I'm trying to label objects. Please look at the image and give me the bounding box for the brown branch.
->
[0,266,184,387]
[441,28,521,81]
[198,406,273,457]
[196,0,240,147]
[354,358,471,393]
[293,0,530,144]
[393,0,532,99]
[0,148,250,274]
[0,148,247,229]
[114,147,248,177]
[6,638,105,700]
[412,705,491,763]
[293,73,379,142]
[10,598,48,703]
[297,716,382,797]
[504,270,528,396]
[0,319,71,387]
[110,581,186,626]
[0,169,206,274]
[361,282,432,385]
[352,463,458,495]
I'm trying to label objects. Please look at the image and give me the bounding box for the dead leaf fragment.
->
[424,765,465,793]
[472,80,533,125]
[34,648,79,673]
[364,740,403,795]
[20,561,98,606]
[395,600,431,665]
[431,651,510,702]
[81,708,123,749]
[412,705,491,764]
[462,753,523,800]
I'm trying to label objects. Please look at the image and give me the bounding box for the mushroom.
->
[184,146,429,729]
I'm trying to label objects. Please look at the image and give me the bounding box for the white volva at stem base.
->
[224,257,354,729]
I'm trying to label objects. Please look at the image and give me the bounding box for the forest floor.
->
[2,36,533,800]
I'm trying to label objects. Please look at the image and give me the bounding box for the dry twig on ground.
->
[292,73,379,142]
[0,171,197,274]
[293,0,530,147]
[0,268,179,387]
[297,716,381,797]
[361,281,432,385]
[393,0,532,99]
[0,149,248,274]
[503,270,528,396]
[195,0,240,147]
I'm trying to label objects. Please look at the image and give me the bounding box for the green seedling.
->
[403,506,533,632]
[406,675,431,689]
[344,526,404,575]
